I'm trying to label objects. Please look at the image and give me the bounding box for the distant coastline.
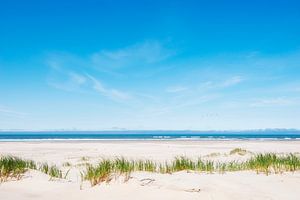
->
[1,129,300,141]
[1,128,300,133]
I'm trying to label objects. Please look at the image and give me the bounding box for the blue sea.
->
[0,130,300,141]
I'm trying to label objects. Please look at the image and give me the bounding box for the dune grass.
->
[81,157,89,161]
[2,153,300,186]
[84,153,300,186]
[230,148,247,156]
[39,163,63,179]
[230,148,248,156]
[246,153,300,175]
[0,156,66,182]
[62,162,72,167]
[85,160,113,186]
[0,156,36,182]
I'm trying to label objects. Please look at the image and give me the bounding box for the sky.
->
[0,0,300,130]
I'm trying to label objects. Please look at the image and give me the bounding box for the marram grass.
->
[0,156,65,182]
[0,156,36,182]
[2,153,300,185]
[84,153,300,186]
[39,163,63,179]
[246,153,300,175]
[230,148,248,156]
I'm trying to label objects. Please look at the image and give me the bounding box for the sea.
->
[0,130,300,141]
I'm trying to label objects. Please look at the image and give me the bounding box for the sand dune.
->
[1,140,300,200]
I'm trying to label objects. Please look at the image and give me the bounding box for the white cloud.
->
[86,74,131,101]
[69,72,87,85]
[166,86,188,93]
[91,41,175,71]
[46,40,178,104]
[47,71,87,92]
[49,70,132,102]
[221,76,244,87]
[0,106,27,118]
[197,76,244,91]
[140,94,220,117]
[250,97,299,107]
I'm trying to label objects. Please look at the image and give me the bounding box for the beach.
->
[2,0,300,199]
[1,140,300,200]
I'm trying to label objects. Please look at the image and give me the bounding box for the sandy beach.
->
[1,140,300,200]
[2,0,300,199]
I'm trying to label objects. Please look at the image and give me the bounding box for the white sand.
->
[0,140,300,200]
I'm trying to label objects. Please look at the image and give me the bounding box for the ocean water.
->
[0,130,300,141]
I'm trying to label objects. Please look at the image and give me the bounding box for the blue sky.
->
[0,0,300,130]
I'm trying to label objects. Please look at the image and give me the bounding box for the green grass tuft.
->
[246,153,300,175]
[230,148,248,156]
[62,162,72,167]
[39,163,63,179]
[0,156,36,182]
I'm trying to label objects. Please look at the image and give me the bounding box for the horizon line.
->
[0,128,300,133]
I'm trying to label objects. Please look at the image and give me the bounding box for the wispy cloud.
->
[47,71,87,92]
[46,40,175,102]
[166,76,244,96]
[166,86,188,93]
[139,94,220,117]
[86,74,131,101]
[69,72,87,85]
[161,76,244,116]
[91,40,175,71]
[221,76,244,87]
[193,76,245,93]
[48,69,132,102]
[0,106,28,118]
[250,97,300,107]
